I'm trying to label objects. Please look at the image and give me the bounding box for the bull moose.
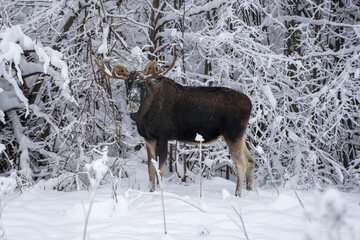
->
[95,56,255,196]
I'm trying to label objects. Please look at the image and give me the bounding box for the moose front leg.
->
[145,139,168,192]
[145,140,157,192]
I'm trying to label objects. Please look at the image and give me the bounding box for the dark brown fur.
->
[129,76,255,196]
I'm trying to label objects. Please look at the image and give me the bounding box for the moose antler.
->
[94,57,128,80]
[143,61,161,76]
[143,55,178,80]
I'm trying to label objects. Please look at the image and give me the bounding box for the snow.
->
[131,46,143,63]
[255,146,265,155]
[288,130,300,142]
[2,178,360,240]
[195,133,204,142]
[34,45,50,74]
[0,26,34,53]
[86,148,109,187]
[355,69,360,79]
[29,105,60,132]
[0,89,22,113]
[0,25,71,118]
[189,0,228,16]
[0,144,5,154]
[46,47,68,81]
[97,25,109,55]
[261,84,277,109]
[0,43,23,66]
[0,110,4,124]
[0,63,29,115]
[304,189,357,240]
[170,29,177,38]
[131,47,142,57]
[309,97,319,107]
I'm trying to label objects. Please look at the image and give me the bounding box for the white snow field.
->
[3,176,360,240]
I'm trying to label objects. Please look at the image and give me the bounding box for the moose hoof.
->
[235,190,242,197]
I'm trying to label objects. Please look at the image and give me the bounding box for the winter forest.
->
[0,0,360,239]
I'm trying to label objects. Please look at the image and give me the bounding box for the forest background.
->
[0,0,359,193]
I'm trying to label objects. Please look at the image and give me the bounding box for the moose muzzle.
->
[127,88,141,113]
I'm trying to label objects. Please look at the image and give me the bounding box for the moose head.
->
[95,56,177,114]
[95,55,255,196]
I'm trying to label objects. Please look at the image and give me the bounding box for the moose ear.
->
[143,61,158,76]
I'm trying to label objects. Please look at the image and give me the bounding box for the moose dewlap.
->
[95,56,255,196]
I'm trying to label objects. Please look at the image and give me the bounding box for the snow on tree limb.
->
[98,25,110,56]
[0,61,30,116]
[0,25,71,119]
[0,110,4,124]
[7,110,33,180]
[0,144,5,154]
[34,45,50,74]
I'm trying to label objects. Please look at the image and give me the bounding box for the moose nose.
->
[127,104,140,113]
[127,106,140,113]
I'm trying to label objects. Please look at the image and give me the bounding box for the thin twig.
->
[232,206,250,240]
[285,171,312,223]
[127,189,206,213]
[83,190,95,240]
[151,159,167,235]
[263,153,279,195]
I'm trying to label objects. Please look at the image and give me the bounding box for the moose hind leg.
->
[225,136,248,197]
[244,144,255,191]
[145,140,157,192]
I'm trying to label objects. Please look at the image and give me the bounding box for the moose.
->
[95,56,255,196]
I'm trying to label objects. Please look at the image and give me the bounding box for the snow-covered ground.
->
[2,176,360,240]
